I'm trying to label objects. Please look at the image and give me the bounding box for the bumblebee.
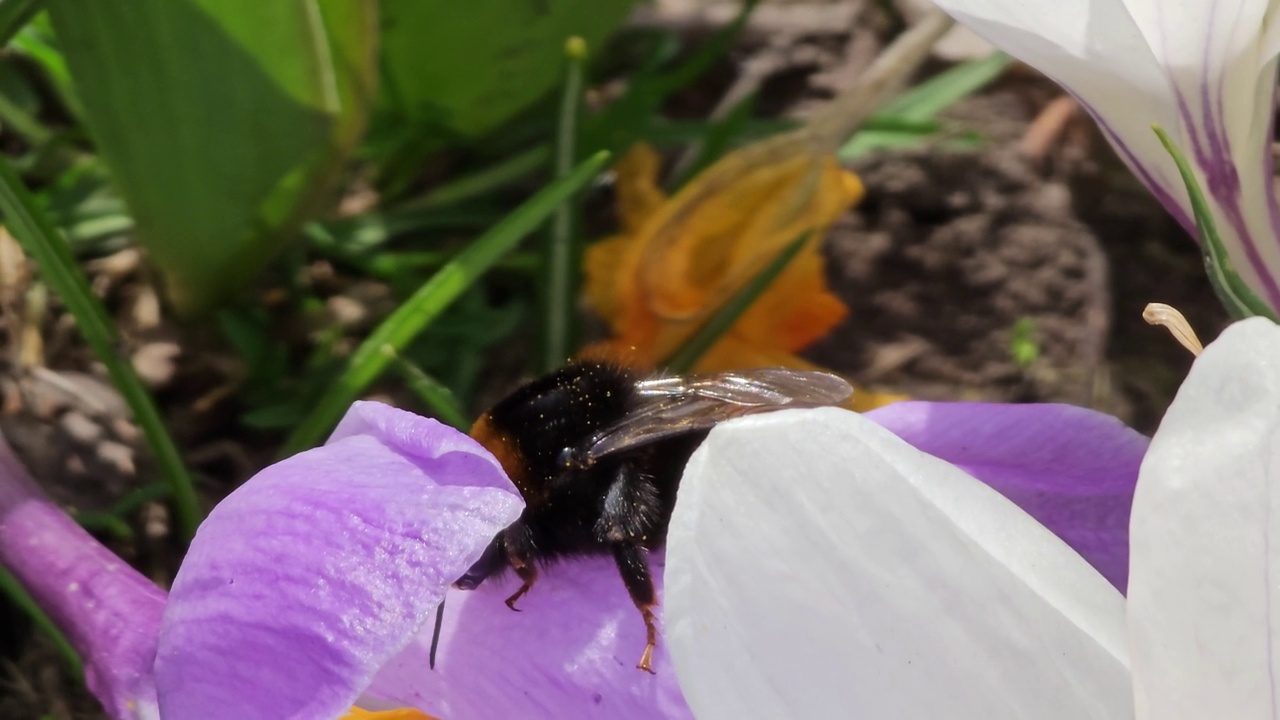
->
[452,360,852,672]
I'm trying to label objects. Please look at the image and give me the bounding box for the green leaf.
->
[0,0,41,48]
[1152,124,1280,321]
[663,231,812,373]
[281,150,612,455]
[0,565,82,676]
[839,52,1010,160]
[11,15,81,121]
[877,51,1011,122]
[376,0,636,147]
[391,353,470,431]
[46,0,377,315]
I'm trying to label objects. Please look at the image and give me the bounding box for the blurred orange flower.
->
[583,138,857,373]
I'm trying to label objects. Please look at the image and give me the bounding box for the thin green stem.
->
[540,36,587,372]
[0,157,202,539]
[0,564,82,676]
[390,351,469,431]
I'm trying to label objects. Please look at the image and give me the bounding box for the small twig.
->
[804,8,956,150]
[1018,95,1079,165]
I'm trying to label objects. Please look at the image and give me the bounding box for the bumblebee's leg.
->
[596,463,663,672]
[611,542,659,674]
[501,522,538,611]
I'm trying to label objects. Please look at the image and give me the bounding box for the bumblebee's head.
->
[470,362,635,498]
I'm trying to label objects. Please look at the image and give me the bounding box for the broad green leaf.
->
[377,0,637,145]
[46,0,377,314]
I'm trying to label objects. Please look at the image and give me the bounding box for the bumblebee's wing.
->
[583,368,853,463]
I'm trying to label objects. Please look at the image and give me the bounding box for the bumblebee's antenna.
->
[429,595,446,669]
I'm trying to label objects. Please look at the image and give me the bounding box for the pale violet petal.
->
[1129,317,1280,718]
[363,555,690,720]
[0,435,165,719]
[155,402,523,720]
[666,407,1132,720]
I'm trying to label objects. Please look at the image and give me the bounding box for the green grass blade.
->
[0,564,82,676]
[663,231,811,373]
[1153,124,1280,321]
[539,36,588,372]
[74,511,134,541]
[877,51,1010,122]
[0,157,203,538]
[282,150,611,455]
[416,146,551,210]
[649,0,760,96]
[390,352,469,431]
[0,0,41,48]
[839,52,1010,160]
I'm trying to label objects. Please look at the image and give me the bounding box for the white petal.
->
[1129,317,1280,718]
[929,0,1280,306]
[665,407,1132,720]
[926,0,1181,193]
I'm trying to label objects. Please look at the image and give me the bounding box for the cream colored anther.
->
[1143,302,1203,357]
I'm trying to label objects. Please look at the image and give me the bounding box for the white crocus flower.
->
[666,317,1280,719]
[924,0,1280,310]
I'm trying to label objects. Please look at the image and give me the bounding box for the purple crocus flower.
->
[0,402,523,719]
[926,0,1280,310]
[0,395,1147,718]
[362,398,1146,719]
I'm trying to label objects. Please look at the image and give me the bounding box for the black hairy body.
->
[452,360,852,672]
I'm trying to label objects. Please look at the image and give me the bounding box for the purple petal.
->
[867,401,1148,593]
[364,554,691,720]
[0,434,166,719]
[154,402,523,720]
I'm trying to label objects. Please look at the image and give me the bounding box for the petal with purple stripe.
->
[153,402,523,720]
[929,0,1280,308]
[363,554,691,720]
